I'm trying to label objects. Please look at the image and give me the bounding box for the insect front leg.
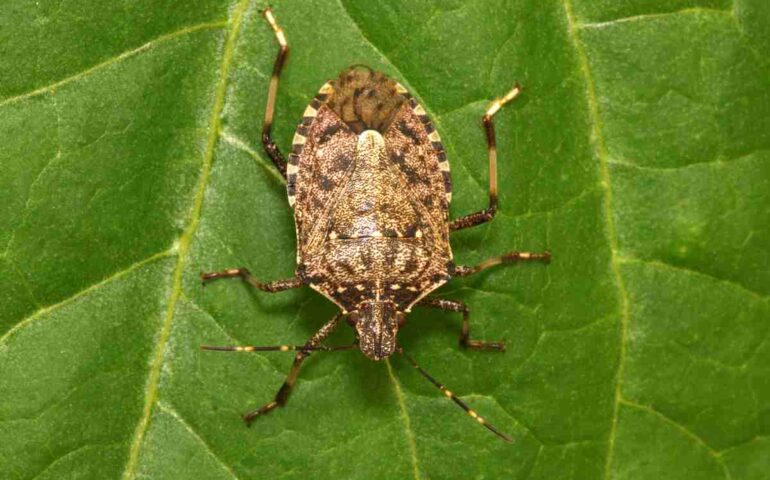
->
[201,343,356,353]
[260,8,290,179]
[201,267,302,293]
[416,297,505,351]
[242,312,344,424]
[449,84,522,232]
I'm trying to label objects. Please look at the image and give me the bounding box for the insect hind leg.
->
[260,8,290,179]
[449,84,522,232]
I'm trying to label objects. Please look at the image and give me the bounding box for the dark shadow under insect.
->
[201,8,550,443]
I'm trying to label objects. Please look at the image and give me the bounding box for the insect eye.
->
[346,313,358,326]
[396,312,407,327]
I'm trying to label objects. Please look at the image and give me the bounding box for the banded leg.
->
[454,250,551,277]
[242,312,343,424]
[449,85,522,232]
[261,8,289,179]
[201,267,302,293]
[201,343,356,353]
[398,347,512,442]
[417,298,505,351]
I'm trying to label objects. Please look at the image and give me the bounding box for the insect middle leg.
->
[201,267,302,293]
[453,250,551,278]
[416,297,505,351]
[260,8,289,179]
[449,85,522,232]
[242,312,344,424]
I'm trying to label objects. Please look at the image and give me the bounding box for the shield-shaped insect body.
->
[289,68,453,361]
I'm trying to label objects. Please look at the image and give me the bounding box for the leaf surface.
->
[1,1,768,479]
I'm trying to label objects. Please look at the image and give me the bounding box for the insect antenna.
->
[201,344,357,353]
[397,346,513,442]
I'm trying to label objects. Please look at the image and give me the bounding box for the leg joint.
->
[489,191,498,209]
[276,382,292,405]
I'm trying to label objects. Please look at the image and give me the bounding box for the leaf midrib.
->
[562,2,738,479]
[120,1,252,477]
[560,2,631,478]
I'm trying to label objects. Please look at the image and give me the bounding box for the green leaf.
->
[1,0,768,479]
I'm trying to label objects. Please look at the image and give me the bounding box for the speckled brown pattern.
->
[292,68,451,360]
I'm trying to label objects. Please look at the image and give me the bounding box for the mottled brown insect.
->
[202,8,550,442]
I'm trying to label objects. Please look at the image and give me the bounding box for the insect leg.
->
[453,250,551,277]
[416,297,505,351]
[260,8,289,179]
[397,347,512,442]
[200,268,302,293]
[449,85,522,232]
[201,343,356,352]
[242,312,344,424]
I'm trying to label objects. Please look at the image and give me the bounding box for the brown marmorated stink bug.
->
[201,8,550,442]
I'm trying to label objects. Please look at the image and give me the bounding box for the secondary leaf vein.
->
[0,20,228,108]
[0,248,175,345]
[157,401,242,480]
[619,399,726,463]
[578,7,732,30]
[618,255,767,300]
[220,129,286,185]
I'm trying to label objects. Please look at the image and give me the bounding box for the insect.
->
[202,8,550,442]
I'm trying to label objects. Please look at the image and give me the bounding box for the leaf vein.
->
[183,293,287,378]
[718,434,770,457]
[466,393,545,445]
[385,359,422,480]
[561,2,632,479]
[0,248,175,345]
[220,129,286,185]
[0,20,228,109]
[617,255,767,300]
[120,1,251,478]
[29,443,119,480]
[1,147,61,258]
[156,401,242,480]
[607,147,770,172]
[577,7,731,30]
[4,256,43,309]
[619,398,724,460]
